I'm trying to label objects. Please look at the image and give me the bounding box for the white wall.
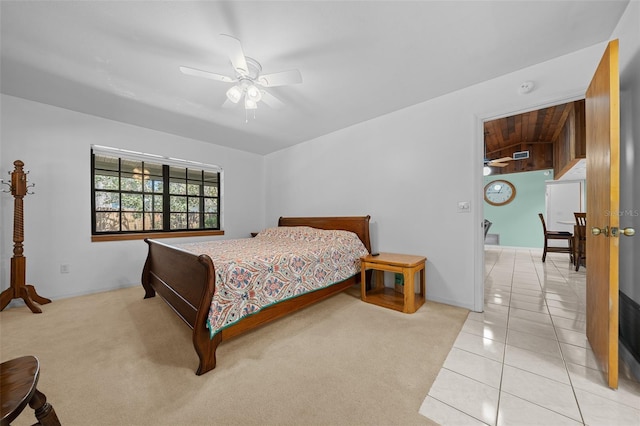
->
[3,5,637,312]
[265,43,610,310]
[0,94,265,301]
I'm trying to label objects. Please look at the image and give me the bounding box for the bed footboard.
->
[141,238,219,375]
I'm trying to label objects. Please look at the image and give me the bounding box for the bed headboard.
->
[278,215,371,253]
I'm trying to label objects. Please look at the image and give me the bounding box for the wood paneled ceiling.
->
[484,102,572,174]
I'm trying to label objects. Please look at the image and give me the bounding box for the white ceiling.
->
[0,1,629,155]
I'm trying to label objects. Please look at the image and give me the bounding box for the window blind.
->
[91,145,223,173]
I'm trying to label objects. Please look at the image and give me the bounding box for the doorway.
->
[475,97,587,313]
[480,100,587,293]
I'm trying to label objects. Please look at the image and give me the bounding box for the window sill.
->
[91,230,224,242]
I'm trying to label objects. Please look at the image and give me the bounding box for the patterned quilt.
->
[176,226,369,339]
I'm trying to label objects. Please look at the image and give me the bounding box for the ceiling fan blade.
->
[489,157,513,163]
[489,162,509,168]
[260,90,285,109]
[258,69,302,87]
[490,157,513,163]
[179,66,235,83]
[222,98,238,109]
[219,34,249,76]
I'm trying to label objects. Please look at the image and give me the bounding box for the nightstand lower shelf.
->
[364,286,426,312]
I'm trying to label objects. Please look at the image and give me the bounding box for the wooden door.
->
[585,39,620,389]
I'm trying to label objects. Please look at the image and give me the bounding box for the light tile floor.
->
[419,247,640,425]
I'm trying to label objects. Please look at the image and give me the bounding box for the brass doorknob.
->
[620,227,636,237]
[591,226,604,236]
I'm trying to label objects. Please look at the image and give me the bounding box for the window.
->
[91,145,222,240]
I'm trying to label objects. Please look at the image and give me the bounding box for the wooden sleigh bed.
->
[141,216,371,375]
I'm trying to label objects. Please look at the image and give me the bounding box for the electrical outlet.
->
[60,264,70,274]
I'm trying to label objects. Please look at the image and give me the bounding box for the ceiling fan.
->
[483,156,512,176]
[179,34,302,112]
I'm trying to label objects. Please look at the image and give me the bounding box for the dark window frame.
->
[91,147,223,241]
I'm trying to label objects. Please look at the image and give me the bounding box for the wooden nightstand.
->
[360,252,426,313]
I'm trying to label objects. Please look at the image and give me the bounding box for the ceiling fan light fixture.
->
[245,97,258,110]
[483,166,492,176]
[226,85,243,103]
[181,35,300,117]
[246,84,262,102]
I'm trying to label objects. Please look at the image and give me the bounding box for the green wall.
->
[484,169,553,248]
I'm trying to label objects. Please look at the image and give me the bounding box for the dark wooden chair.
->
[538,213,573,263]
[1,356,61,426]
[574,212,587,271]
[484,219,492,240]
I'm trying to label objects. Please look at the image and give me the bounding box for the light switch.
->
[457,201,471,213]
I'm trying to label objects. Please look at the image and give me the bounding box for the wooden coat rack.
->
[0,160,51,313]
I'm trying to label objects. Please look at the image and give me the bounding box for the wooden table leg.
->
[403,268,415,314]
[374,270,385,291]
[29,388,61,426]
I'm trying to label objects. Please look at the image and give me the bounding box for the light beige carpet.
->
[0,285,467,425]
